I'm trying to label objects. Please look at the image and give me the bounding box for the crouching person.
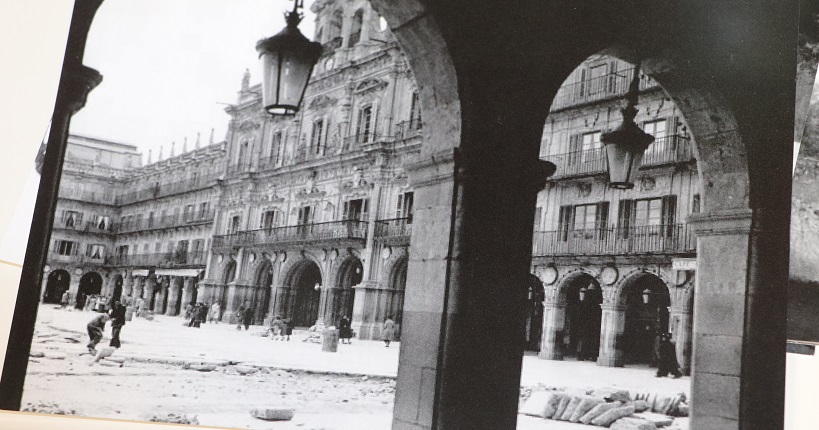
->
[86,313,110,354]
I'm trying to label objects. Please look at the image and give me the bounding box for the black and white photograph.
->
[0,1,818,430]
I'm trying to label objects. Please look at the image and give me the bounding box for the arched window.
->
[329,9,343,41]
[349,9,363,46]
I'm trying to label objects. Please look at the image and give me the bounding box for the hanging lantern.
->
[578,286,588,302]
[314,283,321,291]
[642,288,652,304]
[256,0,322,116]
[601,62,655,189]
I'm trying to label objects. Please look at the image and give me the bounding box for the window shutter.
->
[662,195,677,236]
[617,199,633,238]
[568,134,582,168]
[363,199,370,221]
[533,207,543,232]
[558,205,574,241]
[596,201,609,237]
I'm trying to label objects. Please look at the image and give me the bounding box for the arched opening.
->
[621,273,670,367]
[77,272,103,310]
[43,270,70,304]
[112,274,123,303]
[334,257,362,324]
[218,259,236,313]
[328,9,343,41]
[288,260,322,327]
[349,9,363,47]
[253,259,274,324]
[386,258,407,341]
[560,274,603,361]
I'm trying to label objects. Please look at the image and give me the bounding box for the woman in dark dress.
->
[242,307,253,330]
[338,315,353,344]
[108,300,127,348]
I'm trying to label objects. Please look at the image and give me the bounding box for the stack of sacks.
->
[520,388,684,429]
[632,392,688,417]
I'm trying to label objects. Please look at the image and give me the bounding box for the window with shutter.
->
[558,205,574,241]
[617,199,633,239]
[567,134,582,168]
[692,194,701,214]
[662,195,677,236]
[596,202,609,239]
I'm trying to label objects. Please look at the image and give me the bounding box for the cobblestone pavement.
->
[21,304,691,429]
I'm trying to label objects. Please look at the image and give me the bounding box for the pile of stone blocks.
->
[520,388,686,429]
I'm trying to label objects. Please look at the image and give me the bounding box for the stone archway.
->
[539,270,602,361]
[43,270,70,304]
[77,272,103,310]
[616,272,671,367]
[385,256,408,341]
[333,256,363,325]
[283,260,323,327]
[252,259,274,324]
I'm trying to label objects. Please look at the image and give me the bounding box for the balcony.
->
[116,173,221,205]
[116,211,215,234]
[394,119,423,141]
[532,223,696,257]
[215,220,368,250]
[109,250,207,268]
[641,135,695,167]
[541,134,694,179]
[549,67,660,111]
[53,220,115,235]
[374,218,413,245]
[57,187,118,205]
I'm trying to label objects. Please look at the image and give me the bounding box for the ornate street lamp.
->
[601,62,655,189]
[256,0,322,116]
[642,288,652,304]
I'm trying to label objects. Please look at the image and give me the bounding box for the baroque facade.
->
[42,2,697,361]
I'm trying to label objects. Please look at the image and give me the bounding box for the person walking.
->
[382,316,396,347]
[196,302,208,328]
[284,318,294,341]
[242,306,253,330]
[655,333,682,378]
[108,300,127,348]
[86,313,110,354]
[236,307,246,330]
[338,315,353,344]
[60,291,70,309]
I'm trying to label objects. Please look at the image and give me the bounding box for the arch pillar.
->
[153,277,167,314]
[271,284,290,319]
[596,304,627,367]
[68,273,81,307]
[131,277,144,300]
[351,280,382,340]
[670,305,693,376]
[538,297,566,360]
[39,271,49,303]
[687,208,788,429]
[143,277,156,310]
[180,277,195,315]
[166,276,182,316]
[122,274,133,299]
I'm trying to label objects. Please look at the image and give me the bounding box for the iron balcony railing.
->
[541,135,694,179]
[239,220,368,247]
[109,250,207,268]
[58,187,118,205]
[532,223,696,257]
[641,135,695,166]
[116,172,221,205]
[550,67,660,111]
[374,217,413,239]
[395,119,423,140]
[116,211,215,234]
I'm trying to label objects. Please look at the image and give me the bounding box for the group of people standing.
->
[267,315,294,340]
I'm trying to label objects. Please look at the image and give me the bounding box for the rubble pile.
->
[148,412,199,424]
[21,401,77,415]
[520,388,687,429]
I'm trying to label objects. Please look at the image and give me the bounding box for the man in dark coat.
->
[655,333,682,378]
[242,307,253,330]
[338,315,353,344]
[108,300,127,348]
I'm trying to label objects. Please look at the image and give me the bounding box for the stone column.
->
[180,278,195,315]
[143,277,156,310]
[68,274,81,307]
[351,281,380,339]
[671,306,693,376]
[166,277,182,316]
[122,274,133,298]
[39,272,49,303]
[688,208,787,430]
[596,304,627,367]
[538,300,566,360]
[393,144,554,430]
[271,285,290,318]
[317,285,338,326]
[153,278,166,314]
[131,277,144,301]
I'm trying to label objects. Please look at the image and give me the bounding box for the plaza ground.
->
[21,304,690,429]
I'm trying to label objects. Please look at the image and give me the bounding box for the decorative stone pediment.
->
[309,94,337,110]
[238,121,261,132]
[341,166,370,191]
[354,78,388,94]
